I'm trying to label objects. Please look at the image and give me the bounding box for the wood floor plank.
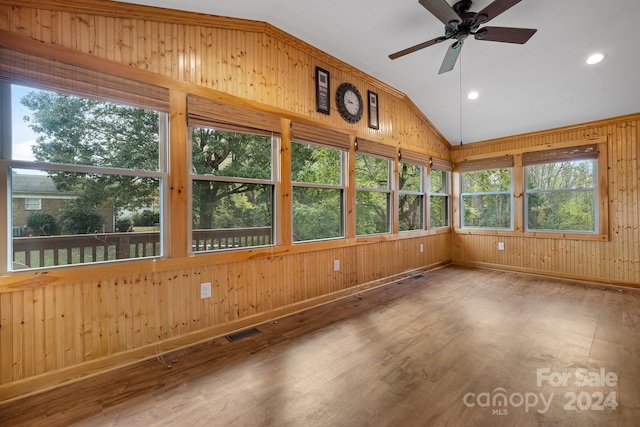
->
[2,265,639,426]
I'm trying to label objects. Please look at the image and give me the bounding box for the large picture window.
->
[190,128,275,251]
[187,95,281,252]
[5,84,167,270]
[460,157,513,229]
[524,145,598,233]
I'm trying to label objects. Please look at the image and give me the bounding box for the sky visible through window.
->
[11,84,41,162]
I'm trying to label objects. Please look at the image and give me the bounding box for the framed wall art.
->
[315,66,330,115]
[368,90,379,130]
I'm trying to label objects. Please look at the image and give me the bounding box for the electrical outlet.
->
[498,242,505,251]
[200,282,212,299]
[333,260,340,271]
[419,244,424,253]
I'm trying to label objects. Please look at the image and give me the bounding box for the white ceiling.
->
[116,0,640,145]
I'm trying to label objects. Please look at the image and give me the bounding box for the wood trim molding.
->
[452,137,607,162]
[451,115,640,153]
[452,260,640,291]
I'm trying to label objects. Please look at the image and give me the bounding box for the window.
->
[524,145,598,233]
[460,156,513,229]
[290,122,349,242]
[291,141,345,241]
[187,95,281,252]
[429,168,450,228]
[398,161,424,231]
[190,128,275,251]
[5,85,167,269]
[355,138,394,235]
[24,198,42,210]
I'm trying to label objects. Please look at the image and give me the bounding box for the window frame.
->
[398,160,425,232]
[524,158,598,234]
[355,152,392,236]
[24,198,42,211]
[2,82,169,271]
[290,139,347,243]
[188,126,279,253]
[428,168,451,229]
[460,167,514,230]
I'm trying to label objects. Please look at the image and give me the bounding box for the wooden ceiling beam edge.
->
[451,112,640,153]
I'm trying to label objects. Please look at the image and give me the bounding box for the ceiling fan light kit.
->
[389,0,537,73]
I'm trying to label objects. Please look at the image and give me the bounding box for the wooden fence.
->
[12,227,272,269]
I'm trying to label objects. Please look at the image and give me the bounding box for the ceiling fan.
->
[389,0,537,74]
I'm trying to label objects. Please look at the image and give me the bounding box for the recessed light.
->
[586,52,606,65]
[467,91,479,100]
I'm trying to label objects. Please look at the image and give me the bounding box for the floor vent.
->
[226,327,261,342]
[412,273,424,279]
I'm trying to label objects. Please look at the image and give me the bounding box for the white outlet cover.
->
[498,242,505,251]
[420,244,424,253]
[201,282,212,299]
[333,260,340,271]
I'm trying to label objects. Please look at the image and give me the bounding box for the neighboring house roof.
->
[12,174,77,198]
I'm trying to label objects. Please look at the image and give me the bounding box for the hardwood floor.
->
[7,265,640,426]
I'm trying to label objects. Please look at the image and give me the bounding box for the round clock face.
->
[336,83,363,123]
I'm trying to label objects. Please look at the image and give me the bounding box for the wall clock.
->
[335,82,363,124]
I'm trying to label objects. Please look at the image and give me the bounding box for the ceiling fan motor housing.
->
[447,0,488,41]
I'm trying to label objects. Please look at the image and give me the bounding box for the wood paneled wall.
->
[0,0,452,401]
[451,115,640,287]
[0,0,450,157]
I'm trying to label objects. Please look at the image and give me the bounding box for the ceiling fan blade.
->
[419,0,461,25]
[475,0,522,24]
[475,26,537,44]
[438,41,463,74]
[389,36,447,60]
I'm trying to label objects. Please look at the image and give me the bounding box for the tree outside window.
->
[525,160,596,232]
[398,161,424,231]
[429,169,450,228]
[355,153,391,235]
[291,141,344,242]
[8,84,166,269]
[461,168,512,229]
[190,128,275,251]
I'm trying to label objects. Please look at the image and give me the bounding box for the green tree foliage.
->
[26,212,59,236]
[115,217,133,232]
[191,128,273,230]
[58,204,103,234]
[355,154,390,235]
[21,91,161,230]
[462,168,511,228]
[398,162,423,231]
[131,210,159,227]
[526,161,595,231]
[291,142,343,241]
[429,169,449,228]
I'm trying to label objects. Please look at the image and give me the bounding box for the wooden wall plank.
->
[452,117,639,286]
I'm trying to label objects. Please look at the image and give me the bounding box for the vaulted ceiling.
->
[117,0,640,145]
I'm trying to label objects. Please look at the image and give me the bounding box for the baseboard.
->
[452,259,640,291]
